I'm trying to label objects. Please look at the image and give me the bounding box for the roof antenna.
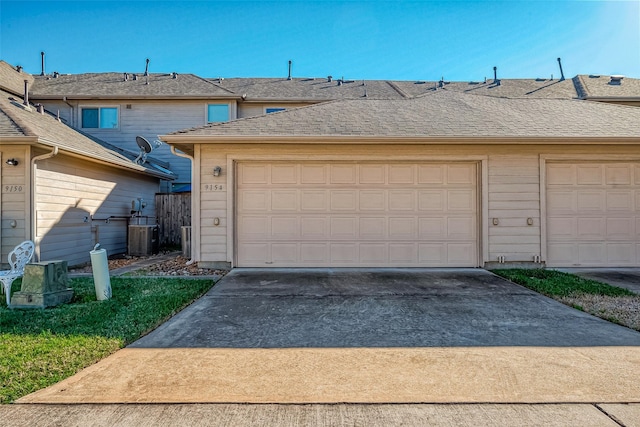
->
[287,60,292,80]
[40,51,45,76]
[144,58,150,76]
[493,66,500,86]
[557,57,565,81]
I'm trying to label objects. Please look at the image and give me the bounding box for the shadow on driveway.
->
[130,269,640,348]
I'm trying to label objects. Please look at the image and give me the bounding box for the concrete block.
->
[11,260,74,309]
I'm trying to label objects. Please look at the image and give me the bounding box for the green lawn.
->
[491,269,634,298]
[0,277,214,404]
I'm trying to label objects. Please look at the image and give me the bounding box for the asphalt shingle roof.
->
[0,60,34,96]
[211,77,408,100]
[574,74,640,98]
[0,90,174,178]
[30,72,237,98]
[392,78,580,99]
[168,90,640,139]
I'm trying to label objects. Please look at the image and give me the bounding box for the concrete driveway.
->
[18,268,640,405]
[130,268,640,348]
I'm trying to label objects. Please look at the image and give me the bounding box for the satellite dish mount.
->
[134,135,162,164]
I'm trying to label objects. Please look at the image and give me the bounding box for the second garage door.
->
[236,162,478,267]
[546,162,640,267]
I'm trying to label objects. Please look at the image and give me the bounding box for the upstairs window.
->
[207,104,230,123]
[82,107,118,129]
[266,107,286,114]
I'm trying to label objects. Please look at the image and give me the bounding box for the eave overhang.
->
[159,135,640,146]
[29,94,243,101]
[1,136,175,180]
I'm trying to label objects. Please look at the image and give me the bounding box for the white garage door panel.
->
[237,162,478,267]
[546,162,640,267]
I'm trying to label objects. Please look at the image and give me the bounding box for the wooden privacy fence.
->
[155,193,191,247]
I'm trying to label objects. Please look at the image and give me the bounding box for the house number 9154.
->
[204,184,224,191]
[3,185,24,193]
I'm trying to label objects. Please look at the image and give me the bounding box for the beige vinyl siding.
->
[38,100,238,189]
[199,150,228,263]
[0,146,29,267]
[35,155,159,266]
[487,155,541,263]
[37,101,73,125]
[75,101,204,187]
[194,144,640,267]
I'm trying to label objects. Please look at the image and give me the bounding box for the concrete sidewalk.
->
[2,403,638,426]
[6,269,640,426]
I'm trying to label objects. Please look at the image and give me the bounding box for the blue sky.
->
[1,1,638,80]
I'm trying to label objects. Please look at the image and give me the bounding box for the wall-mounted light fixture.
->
[5,158,19,166]
[213,166,222,177]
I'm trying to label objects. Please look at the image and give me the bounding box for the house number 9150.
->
[204,184,224,191]
[3,185,24,193]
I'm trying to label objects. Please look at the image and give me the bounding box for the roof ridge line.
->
[194,75,238,95]
[386,81,411,98]
[572,75,588,99]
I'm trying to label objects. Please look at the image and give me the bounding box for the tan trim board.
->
[539,156,547,263]
[162,135,640,145]
[481,158,489,263]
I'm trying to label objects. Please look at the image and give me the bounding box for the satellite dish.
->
[136,135,153,153]
[133,136,162,164]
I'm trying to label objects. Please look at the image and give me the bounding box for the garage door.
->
[236,162,478,267]
[546,162,640,267]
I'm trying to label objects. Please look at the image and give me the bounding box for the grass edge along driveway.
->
[492,269,639,332]
[0,277,214,404]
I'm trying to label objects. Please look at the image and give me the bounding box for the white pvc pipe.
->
[90,244,111,300]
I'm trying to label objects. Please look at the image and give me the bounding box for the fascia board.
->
[159,135,640,145]
[0,136,39,144]
[29,95,243,101]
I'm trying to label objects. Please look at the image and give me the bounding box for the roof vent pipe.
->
[16,65,23,73]
[557,58,565,81]
[40,51,45,76]
[327,75,332,82]
[610,75,624,84]
[53,71,59,78]
[144,58,149,76]
[23,80,29,106]
[124,73,128,81]
[287,60,292,80]
[172,72,178,79]
[133,74,137,81]
[36,104,44,114]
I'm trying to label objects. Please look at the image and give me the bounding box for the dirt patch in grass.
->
[69,252,226,277]
[493,269,640,332]
[558,294,640,331]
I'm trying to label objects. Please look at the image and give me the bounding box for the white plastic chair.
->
[0,240,35,307]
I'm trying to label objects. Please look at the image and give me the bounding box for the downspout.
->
[170,145,197,265]
[31,146,59,261]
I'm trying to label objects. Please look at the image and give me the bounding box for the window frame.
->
[265,107,286,114]
[206,103,231,123]
[80,106,120,129]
